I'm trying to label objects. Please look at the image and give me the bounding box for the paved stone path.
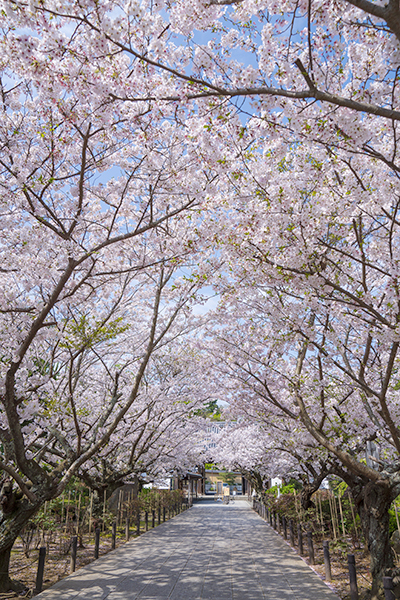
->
[37,498,340,600]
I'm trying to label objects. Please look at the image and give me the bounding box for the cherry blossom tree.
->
[0,15,216,588]
[74,339,211,499]
[2,1,400,597]
[204,259,400,596]
[0,246,211,589]
[2,0,398,186]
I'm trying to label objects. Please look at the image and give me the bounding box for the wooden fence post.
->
[297,523,304,555]
[112,522,116,550]
[136,511,140,536]
[125,517,130,541]
[94,527,100,559]
[70,536,78,573]
[289,520,295,546]
[307,531,315,565]
[323,541,332,581]
[35,547,46,594]
[383,576,395,600]
[348,554,359,600]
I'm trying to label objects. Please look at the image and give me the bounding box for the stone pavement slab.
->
[36,499,341,600]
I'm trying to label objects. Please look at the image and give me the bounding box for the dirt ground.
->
[3,528,140,598]
[305,539,373,600]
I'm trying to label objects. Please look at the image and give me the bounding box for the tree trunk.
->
[354,479,396,600]
[0,544,13,592]
[0,500,40,592]
[300,466,332,510]
[300,483,317,510]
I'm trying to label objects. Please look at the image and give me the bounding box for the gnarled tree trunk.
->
[0,478,42,592]
[353,479,397,600]
[0,502,40,592]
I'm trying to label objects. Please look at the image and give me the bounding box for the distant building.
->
[205,468,244,495]
[141,466,204,500]
[204,421,225,450]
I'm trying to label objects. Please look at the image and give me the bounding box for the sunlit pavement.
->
[36,498,340,600]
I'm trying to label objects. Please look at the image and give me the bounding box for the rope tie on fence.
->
[9,557,40,574]
[0,554,40,576]
[358,571,372,584]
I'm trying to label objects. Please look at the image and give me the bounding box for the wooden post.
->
[328,493,337,541]
[65,490,71,533]
[35,547,46,594]
[70,536,78,573]
[338,492,346,537]
[333,492,340,537]
[315,492,321,526]
[94,527,100,559]
[103,489,107,532]
[307,531,315,565]
[282,515,287,540]
[294,489,300,521]
[158,507,161,525]
[348,554,359,600]
[145,511,148,532]
[136,511,140,536]
[125,517,130,541]
[76,493,82,536]
[112,522,116,550]
[116,490,122,530]
[289,519,295,546]
[152,510,155,528]
[297,523,304,555]
[61,493,65,525]
[383,576,395,600]
[163,507,166,522]
[318,493,324,532]
[88,491,93,541]
[323,541,332,581]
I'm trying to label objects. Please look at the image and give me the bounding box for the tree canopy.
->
[1,0,400,596]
